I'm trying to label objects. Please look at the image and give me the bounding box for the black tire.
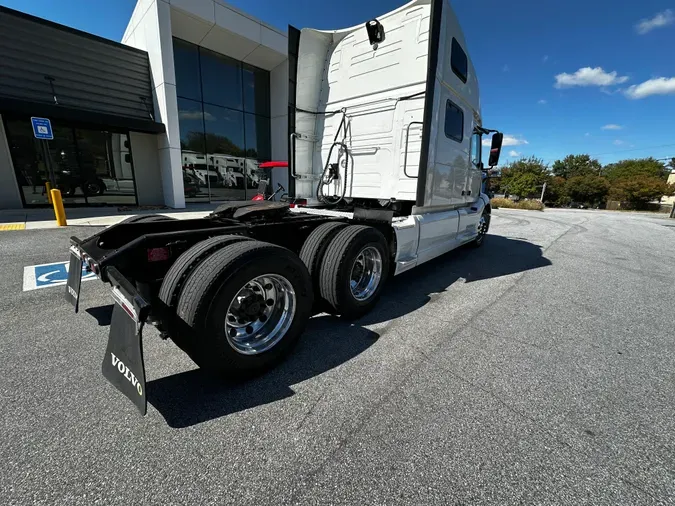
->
[85,179,106,196]
[471,207,491,248]
[158,234,251,311]
[174,241,313,377]
[119,214,175,224]
[319,225,389,319]
[299,221,348,297]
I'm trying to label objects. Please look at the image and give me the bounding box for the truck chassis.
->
[66,200,440,415]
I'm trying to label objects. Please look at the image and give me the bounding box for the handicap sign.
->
[22,260,96,291]
[31,117,53,140]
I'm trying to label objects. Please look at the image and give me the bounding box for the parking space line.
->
[0,223,26,231]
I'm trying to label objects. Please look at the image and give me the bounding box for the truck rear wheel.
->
[174,241,313,376]
[319,225,389,319]
[119,214,175,224]
[299,221,348,300]
[158,234,251,311]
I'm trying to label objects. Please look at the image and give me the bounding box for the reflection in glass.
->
[177,97,209,202]
[5,117,137,206]
[244,113,271,161]
[73,129,136,204]
[49,126,90,204]
[172,38,272,202]
[4,118,50,205]
[203,104,246,201]
[200,48,243,110]
[173,38,202,101]
[242,64,270,116]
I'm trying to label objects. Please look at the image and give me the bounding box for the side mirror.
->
[488,133,503,167]
[124,154,131,164]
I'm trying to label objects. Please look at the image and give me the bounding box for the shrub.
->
[490,197,544,211]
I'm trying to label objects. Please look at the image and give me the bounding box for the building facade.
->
[0,0,289,210]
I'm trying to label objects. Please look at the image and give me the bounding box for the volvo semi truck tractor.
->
[65,0,503,415]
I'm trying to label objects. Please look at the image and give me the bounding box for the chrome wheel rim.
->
[224,274,296,355]
[477,213,489,242]
[350,246,383,301]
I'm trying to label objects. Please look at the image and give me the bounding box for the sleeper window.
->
[444,100,464,142]
[451,38,468,83]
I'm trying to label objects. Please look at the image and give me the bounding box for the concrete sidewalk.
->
[0,203,220,230]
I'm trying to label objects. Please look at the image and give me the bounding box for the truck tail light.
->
[290,199,307,208]
[147,247,170,262]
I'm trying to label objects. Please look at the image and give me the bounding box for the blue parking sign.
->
[31,117,53,140]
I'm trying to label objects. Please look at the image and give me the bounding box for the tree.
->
[608,176,675,209]
[543,176,569,206]
[604,158,668,182]
[565,175,610,206]
[668,157,675,171]
[552,154,602,179]
[501,156,549,198]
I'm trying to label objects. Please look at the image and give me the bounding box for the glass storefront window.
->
[4,116,137,206]
[244,113,271,161]
[173,37,272,202]
[174,38,202,101]
[200,48,243,111]
[203,104,246,201]
[177,97,209,202]
[243,64,270,117]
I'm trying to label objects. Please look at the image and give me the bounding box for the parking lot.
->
[2,208,675,505]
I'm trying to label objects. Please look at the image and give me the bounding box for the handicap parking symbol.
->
[23,260,97,291]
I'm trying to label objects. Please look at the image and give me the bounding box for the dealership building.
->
[0,0,289,209]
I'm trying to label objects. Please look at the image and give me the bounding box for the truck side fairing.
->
[289,0,482,211]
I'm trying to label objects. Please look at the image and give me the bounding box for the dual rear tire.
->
[301,223,389,320]
[158,223,389,378]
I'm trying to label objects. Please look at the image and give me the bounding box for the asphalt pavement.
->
[1,209,675,505]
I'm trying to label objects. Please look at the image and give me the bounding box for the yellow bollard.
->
[45,182,53,204]
[50,189,67,226]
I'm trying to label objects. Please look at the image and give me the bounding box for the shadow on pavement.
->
[355,234,552,326]
[147,316,378,428]
[143,234,550,427]
[86,304,114,326]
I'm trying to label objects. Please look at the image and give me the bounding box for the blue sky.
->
[2,0,674,167]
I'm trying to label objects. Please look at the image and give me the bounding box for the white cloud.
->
[538,99,547,104]
[554,67,629,88]
[585,132,591,137]
[635,9,674,34]
[601,124,623,130]
[613,139,624,146]
[624,77,675,99]
[502,64,510,72]
[178,110,215,121]
[508,150,521,157]
[542,55,549,63]
[482,134,529,147]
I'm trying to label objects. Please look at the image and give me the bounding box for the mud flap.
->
[65,251,83,312]
[101,267,151,416]
[102,304,147,415]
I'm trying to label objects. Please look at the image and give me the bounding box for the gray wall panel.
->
[0,114,23,209]
[0,8,153,121]
[130,132,164,206]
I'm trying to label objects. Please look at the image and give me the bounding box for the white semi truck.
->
[65,0,503,415]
